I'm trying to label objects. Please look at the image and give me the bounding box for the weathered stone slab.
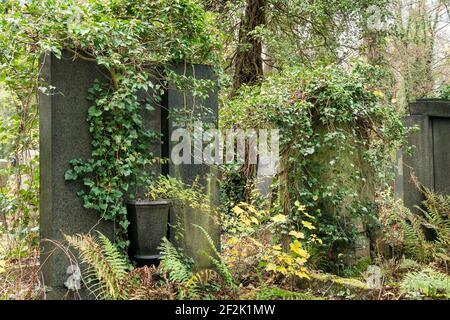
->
[409,99,450,118]
[39,54,218,297]
[162,63,220,268]
[399,115,434,212]
[432,118,450,195]
[39,51,115,299]
[398,99,450,213]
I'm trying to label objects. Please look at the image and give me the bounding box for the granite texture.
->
[39,51,162,299]
[162,63,220,267]
[398,99,450,213]
[39,52,114,299]
[39,54,219,297]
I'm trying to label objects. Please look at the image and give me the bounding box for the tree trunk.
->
[232,0,266,92]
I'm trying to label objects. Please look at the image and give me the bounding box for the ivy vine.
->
[0,0,220,249]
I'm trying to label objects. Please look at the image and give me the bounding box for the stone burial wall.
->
[396,99,450,212]
[39,51,218,299]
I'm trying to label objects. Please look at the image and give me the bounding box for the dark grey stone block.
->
[409,99,450,118]
[162,63,220,267]
[39,51,162,299]
[400,115,434,211]
[398,99,450,213]
[163,63,219,184]
[432,118,450,195]
[39,52,115,299]
[39,55,219,297]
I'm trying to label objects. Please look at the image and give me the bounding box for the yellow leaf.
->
[242,217,252,226]
[232,206,245,215]
[250,238,263,247]
[271,244,282,251]
[0,260,6,274]
[294,270,310,279]
[271,214,287,223]
[301,220,316,230]
[295,257,308,265]
[246,205,258,214]
[290,240,310,259]
[250,217,259,224]
[303,211,314,219]
[266,263,277,272]
[372,90,384,98]
[275,266,287,274]
[227,237,239,245]
[280,254,294,265]
[294,201,306,211]
[289,230,305,239]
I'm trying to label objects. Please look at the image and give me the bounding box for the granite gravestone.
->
[39,52,115,299]
[162,63,220,268]
[39,53,218,298]
[396,99,450,212]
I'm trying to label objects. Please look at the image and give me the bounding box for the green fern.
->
[158,237,194,284]
[400,268,450,299]
[401,188,450,265]
[255,287,320,300]
[193,224,235,290]
[65,232,132,299]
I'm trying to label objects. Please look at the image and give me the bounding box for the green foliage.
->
[222,62,408,265]
[148,175,217,217]
[159,237,217,299]
[193,224,235,290]
[65,75,161,248]
[0,0,220,249]
[439,85,450,100]
[159,225,235,299]
[66,232,133,299]
[254,286,319,300]
[66,232,175,300]
[400,268,450,299]
[401,188,450,265]
[219,163,247,220]
[159,237,194,284]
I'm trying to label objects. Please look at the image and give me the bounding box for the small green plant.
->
[148,176,216,217]
[254,287,319,300]
[66,232,173,300]
[158,224,236,299]
[400,268,450,299]
[66,232,134,299]
[401,188,449,265]
[439,85,450,100]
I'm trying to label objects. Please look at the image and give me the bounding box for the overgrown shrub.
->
[221,62,408,266]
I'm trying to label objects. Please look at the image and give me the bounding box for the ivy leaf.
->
[64,170,77,181]
[88,107,102,117]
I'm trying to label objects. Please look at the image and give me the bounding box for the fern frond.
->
[400,268,450,299]
[159,237,193,284]
[192,224,235,290]
[183,269,221,299]
[65,232,131,299]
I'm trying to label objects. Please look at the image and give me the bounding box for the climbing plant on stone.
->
[0,0,220,249]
